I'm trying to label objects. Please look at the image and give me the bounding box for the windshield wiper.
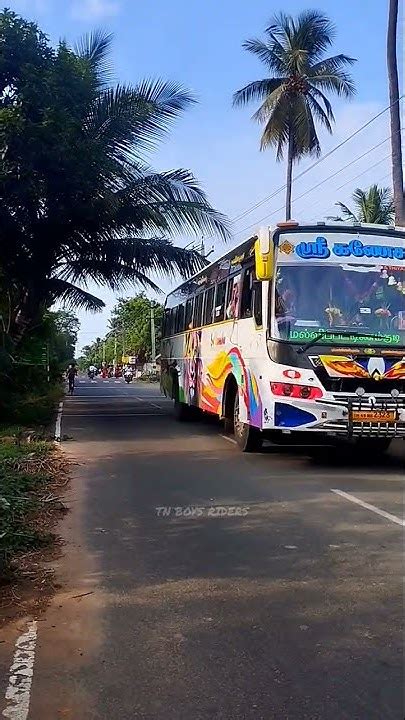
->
[297,330,389,354]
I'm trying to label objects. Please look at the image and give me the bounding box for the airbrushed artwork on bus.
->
[200,346,262,428]
[184,329,203,405]
[313,354,405,380]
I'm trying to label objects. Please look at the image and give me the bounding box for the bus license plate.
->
[352,410,396,423]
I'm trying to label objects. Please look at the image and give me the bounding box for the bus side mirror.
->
[254,228,273,280]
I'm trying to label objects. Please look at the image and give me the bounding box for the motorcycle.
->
[124,371,133,384]
[88,369,95,380]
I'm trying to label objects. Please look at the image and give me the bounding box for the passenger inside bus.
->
[274,264,405,340]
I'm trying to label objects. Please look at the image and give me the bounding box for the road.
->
[1,377,404,720]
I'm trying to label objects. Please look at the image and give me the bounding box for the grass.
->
[0,376,67,588]
[0,436,55,578]
[4,383,63,426]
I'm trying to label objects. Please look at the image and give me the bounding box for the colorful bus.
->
[161,222,405,453]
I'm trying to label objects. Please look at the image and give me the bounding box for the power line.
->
[311,170,393,222]
[293,125,403,220]
[294,155,391,219]
[231,140,397,237]
[225,94,405,229]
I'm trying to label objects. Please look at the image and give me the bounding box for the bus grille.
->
[322,393,405,436]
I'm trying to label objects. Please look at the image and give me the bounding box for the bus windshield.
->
[271,262,405,347]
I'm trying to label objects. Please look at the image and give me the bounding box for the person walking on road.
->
[66,363,77,395]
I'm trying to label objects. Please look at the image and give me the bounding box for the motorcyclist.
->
[88,364,97,379]
[66,363,77,395]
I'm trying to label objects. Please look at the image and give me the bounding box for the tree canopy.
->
[0,11,229,346]
[233,10,356,219]
[78,294,163,368]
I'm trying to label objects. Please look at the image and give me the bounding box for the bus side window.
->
[214,281,227,322]
[194,292,204,327]
[240,267,253,319]
[253,280,263,327]
[163,309,170,337]
[225,275,240,319]
[185,298,194,329]
[176,304,185,333]
[204,287,214,325]
[170,307,177,336]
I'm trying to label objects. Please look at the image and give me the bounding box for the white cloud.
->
[71,0,120,21]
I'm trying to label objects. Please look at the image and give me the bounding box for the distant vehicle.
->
[161,221,405,453]
[124,369,133,383]
[88,364,97,380]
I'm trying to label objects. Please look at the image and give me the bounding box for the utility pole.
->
[102,341,106,364]
[114,334,117,368]
[150,303,156,364]
[387,0,405,224]
[46,342,50,384]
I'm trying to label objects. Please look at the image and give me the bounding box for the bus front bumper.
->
[314,395,405,437]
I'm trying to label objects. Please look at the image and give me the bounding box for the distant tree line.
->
[78,294,163,369]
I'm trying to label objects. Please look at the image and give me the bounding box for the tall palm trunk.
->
[387,0,405,225]
[285,129,294,221]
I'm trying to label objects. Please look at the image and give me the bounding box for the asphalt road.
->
[1,377,404,720]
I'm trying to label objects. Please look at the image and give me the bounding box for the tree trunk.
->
[285,130,294,221]
[7,289,41,348]
[387,0,405,225]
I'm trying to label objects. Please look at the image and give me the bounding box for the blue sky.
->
[7,0,403,351]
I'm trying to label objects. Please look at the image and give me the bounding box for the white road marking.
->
[64,412,167,417]
[64,396,141,400]
[137,395,164,399]
[2,620,38,719]
[220,434,237,444]
[54,401,63,441]
[331,489,405,527]
[284,545,298,550]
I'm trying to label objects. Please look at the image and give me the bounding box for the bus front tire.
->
[233,393,263,452]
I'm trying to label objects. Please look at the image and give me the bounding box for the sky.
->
[7,0,404,352]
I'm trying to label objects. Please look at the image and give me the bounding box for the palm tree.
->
[233,10,356,220]
[387,0,404,225]
[0,17,230,344]
[328,185,395,224]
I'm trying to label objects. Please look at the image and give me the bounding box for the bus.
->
[161,221,405,453]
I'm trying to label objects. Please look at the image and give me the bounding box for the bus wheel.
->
[233,393,263,452]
